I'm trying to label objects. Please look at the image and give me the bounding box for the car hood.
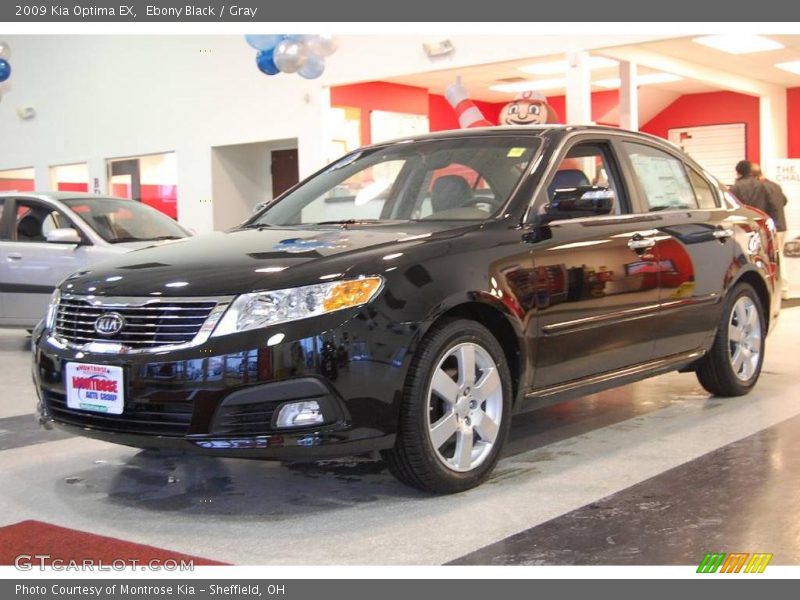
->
[62,223,465,297]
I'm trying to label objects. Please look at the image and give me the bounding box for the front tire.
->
[383,319,512,493]
[696,283,765,397]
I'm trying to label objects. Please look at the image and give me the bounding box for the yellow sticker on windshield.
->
[507,147,526,158]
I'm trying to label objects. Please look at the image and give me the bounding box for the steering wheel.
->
[461,195,503,210]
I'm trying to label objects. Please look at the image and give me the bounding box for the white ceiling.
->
[382,34,800,126]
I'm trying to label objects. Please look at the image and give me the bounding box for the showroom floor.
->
[1,305,799,566]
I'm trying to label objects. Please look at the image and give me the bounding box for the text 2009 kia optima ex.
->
[33,126,780,493]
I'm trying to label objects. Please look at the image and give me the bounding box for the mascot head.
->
[499,90,559,126]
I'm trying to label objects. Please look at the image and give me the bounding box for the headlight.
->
[45,289,61,331]
[211,276,383,337]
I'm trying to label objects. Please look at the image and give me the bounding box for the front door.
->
[0,198,88,325]
[527,138,664,389]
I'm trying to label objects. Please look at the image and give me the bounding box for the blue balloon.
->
[245,35,284,51]
[256,49,280,76]
[298,55,325,80]
[0,59,10,83]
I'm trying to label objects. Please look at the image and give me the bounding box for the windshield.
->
[63,197,189,243]
[248,136,541,227]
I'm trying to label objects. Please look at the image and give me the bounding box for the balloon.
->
[245,34,283,51]
[273,40,307,74]
[305,35,337,58]
[0,41,11,60]
[256,48,280,76]
[0,59,11,83]
[298,55,325,79]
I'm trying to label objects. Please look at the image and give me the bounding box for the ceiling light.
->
[489,78,565,93]
[593,73,683,89]
[519,56,618,75]
[775,60,800,75]
[692,35,783,54]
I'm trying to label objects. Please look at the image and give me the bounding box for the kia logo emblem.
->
[94,312,125,336]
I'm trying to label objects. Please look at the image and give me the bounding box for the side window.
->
[13,200,76,243]
[623,142,697,211]
[541,142,623,218]
[687,168,719,209]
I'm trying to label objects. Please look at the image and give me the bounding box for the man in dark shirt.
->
[730,160,769,212]
[751,163,790,299]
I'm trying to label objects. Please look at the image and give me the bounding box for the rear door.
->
[0,197,89,326]
[618,141,734,358]
[527,136,665,389]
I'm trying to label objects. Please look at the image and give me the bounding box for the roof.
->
[0,191,129,201]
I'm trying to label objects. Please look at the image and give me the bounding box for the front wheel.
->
[696,283,765,397]
[382,319,512,493]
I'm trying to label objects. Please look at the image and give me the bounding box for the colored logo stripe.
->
[697,552,772,573]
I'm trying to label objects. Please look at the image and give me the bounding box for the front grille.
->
[45,391,193,436]
[54,296,218,350]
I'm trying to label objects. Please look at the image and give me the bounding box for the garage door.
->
[668,123,746,186]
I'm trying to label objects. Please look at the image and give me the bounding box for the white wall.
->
[0,33,673,232]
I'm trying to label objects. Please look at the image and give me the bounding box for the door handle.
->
[6,252,22,260]
[713,228,734,241]
[627,238,656,250]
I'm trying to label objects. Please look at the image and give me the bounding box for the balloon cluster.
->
[245,35,337,80]
[0,40,11,103]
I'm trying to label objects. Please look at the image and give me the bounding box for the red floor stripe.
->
[0,520,228,566]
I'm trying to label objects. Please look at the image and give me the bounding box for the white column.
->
[87,156,107,195]
[33,163,50,191]
[297,86,332,179]
[175,144,214,234]
[619,61,639,131]
[566,50,592,125]
[759,91,788,165]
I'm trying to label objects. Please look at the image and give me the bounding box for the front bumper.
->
[33,310,413,459]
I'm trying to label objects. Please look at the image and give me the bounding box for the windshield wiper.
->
[240,223,273,230]
[110,235,183,243]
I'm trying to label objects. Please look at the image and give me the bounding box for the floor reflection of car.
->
[0,192,191,329]
[33,127,779,494]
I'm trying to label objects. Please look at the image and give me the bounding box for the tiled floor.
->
[1,308,799,565]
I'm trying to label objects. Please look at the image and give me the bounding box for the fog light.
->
[275,401,324,428]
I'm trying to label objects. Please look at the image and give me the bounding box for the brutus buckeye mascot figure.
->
[445,76,560,128]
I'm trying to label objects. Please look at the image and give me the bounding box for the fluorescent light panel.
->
[593,72,683,89]
[519,56,618,75]
[692,35,784,54]
[775,60,800,75]
[489,78,566,93]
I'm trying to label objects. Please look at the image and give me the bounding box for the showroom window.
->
[107,152,178,219]
[50,163,89,193]
[623,142,698,211]
[0,167,35,192]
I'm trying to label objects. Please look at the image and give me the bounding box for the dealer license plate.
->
[65,363,125,415]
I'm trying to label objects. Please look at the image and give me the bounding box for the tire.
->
[382,318,512,494]
[696,283,765,397]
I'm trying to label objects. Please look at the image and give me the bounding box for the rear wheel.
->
[696,283,765,397]
[382,319,512,493]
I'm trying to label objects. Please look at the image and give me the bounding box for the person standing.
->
[730,160,769,212]
[752,162,789,299]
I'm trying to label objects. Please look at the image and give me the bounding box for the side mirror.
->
[45,228,82,244]
[546,186,615,218]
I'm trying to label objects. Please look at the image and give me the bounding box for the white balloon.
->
[273,40,307,74]
[305,35,337,58]
[0,41,11,60]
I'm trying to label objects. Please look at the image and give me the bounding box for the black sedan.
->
[33,126,780,493]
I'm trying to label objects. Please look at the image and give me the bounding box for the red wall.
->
[0,179,35,192]
[331,82,430,145]
[788,87,800,159]
[641,91,761,163]
[111,183,179,219]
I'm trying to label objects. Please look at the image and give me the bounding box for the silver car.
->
[0,192,191,329]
